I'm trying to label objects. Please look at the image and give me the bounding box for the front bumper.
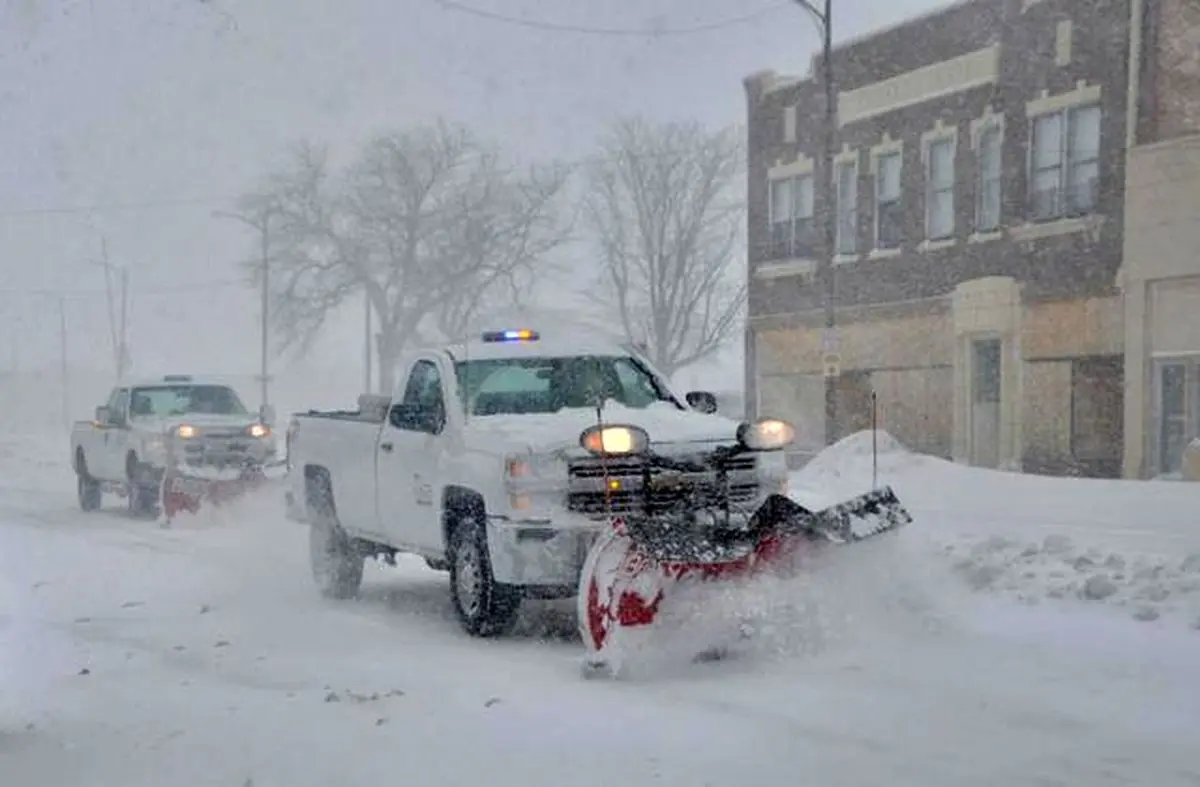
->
[486,515,602,590]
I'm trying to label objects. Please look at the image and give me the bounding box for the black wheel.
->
[75,451,102,512]
[448,515,521,637]
[306,475,363,599]
[309,520,364,599]
[124,453,160,519]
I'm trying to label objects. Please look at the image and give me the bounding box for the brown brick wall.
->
[1156,0,1200,139]
[746,0,1131,319]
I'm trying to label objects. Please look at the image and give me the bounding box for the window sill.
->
[1010,214,1104,242]
[753,259,817,279]
[969,230,1003,244]
[868,247,902,260]
[918,238,956,252]
[833,253,861,265]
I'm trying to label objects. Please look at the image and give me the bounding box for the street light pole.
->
[791,0,839,447]
[258,217,270,411]
[212,208,274,412]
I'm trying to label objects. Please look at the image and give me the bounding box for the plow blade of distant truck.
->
[160,462,283,523]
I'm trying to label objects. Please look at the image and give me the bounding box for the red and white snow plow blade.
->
[570,418,913,677]
[577,515,810,674]
[160,465,273,524]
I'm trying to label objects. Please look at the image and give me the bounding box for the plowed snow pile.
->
[792,430,1200,630]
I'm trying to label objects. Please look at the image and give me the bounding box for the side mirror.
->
[94,405,110,424]
[389,403,444,434]
[259,404,276,425]
[685,390,719,414]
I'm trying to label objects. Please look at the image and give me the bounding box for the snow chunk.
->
[1042,535,1073,555]
[1081,575,1118,601]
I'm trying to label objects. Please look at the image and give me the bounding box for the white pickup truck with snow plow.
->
[70,375,278,518]
[284,330,792,637]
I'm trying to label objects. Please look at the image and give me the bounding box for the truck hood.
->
[460,401,744,455]
[132,413,260,434]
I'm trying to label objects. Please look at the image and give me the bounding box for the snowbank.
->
[942,534,1200,627]
[0,431,73,494]
[792,430,1200,630]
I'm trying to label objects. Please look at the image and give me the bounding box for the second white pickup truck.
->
[285,330,789,637]
[70,375,277,517]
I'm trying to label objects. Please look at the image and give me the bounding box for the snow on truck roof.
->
[124,375,237,389]
[440,330,636,362]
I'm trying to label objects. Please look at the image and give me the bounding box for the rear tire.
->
[306,473,363,600]
[75,451,101,512]
[448,515,521,637]
[309,520,365,600]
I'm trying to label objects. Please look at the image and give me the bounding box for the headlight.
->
[247,423,270,438]
[736,418,795,451]
[578,424,649,456]
[176,424,197,439]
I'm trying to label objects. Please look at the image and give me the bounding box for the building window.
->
[976,126,1002,232]
[835,159,858,255]
[874,152,902,250]
[926,138,955,240]
[768,174,814,259]
[1029,104,1101,221]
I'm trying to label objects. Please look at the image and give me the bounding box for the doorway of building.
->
[1155,360,1191,476]
[970,338,1002,468]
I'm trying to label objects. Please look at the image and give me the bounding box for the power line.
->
[0,194,234,218]
[0,279,245,299]
[431,0,786,35]
[0,127,745,220]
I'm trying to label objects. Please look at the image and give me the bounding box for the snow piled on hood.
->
[461,401,743,454]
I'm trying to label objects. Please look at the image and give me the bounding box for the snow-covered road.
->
[3,432,1200,787]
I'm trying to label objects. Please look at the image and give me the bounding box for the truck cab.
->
[287,331,788,637]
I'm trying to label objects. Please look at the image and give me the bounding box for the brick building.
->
[744,0,1134,476]
[1120,0,1200,478]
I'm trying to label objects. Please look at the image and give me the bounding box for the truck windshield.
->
[453,355,678,416]
[129,385,248,417]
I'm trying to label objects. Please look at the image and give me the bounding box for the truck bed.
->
[292,394,388,424]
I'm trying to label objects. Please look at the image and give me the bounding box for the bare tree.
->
[236,121,571,393]
[584,117,746,377]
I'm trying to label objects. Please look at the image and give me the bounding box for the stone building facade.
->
[1120,0,1200,478]
[744,0,1132,477]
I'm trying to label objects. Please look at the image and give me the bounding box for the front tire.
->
[125,453,161,519]
[448,516,521,637]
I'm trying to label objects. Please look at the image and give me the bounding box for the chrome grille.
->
[566,451,760,515]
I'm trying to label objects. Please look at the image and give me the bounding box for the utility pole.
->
[258,216,270,411]
[791,0,839,446]
[118,265,129,380]
[363,291,373,394]
[213,207,274,412]
[59,295,69,428]
[94,238,130,383]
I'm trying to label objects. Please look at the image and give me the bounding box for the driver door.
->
[376,358,449,553]
[97,387,130,480]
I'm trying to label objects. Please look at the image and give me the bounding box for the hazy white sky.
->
[0,0,941,386]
